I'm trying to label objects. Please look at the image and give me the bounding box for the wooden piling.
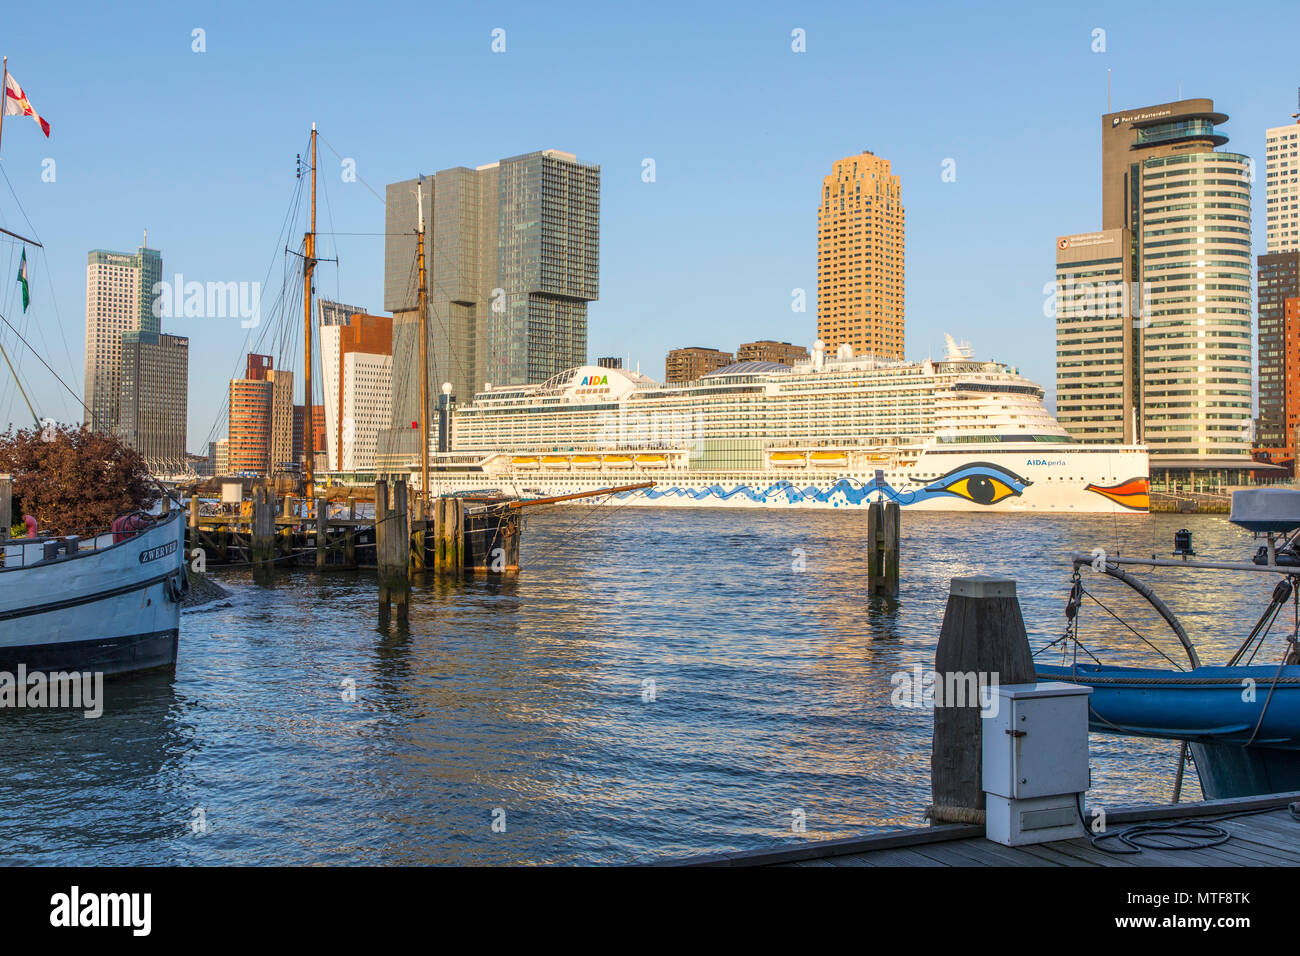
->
[252,485,275,574]
[866,499,900,597]
[374,479,409,621]
[411,496,426,572]
[929,576,1036,825]
[390,481,410,617]
[315,496,328,569]
[0,473,12,541]
[449,497,463,574]
[375,480,390,613]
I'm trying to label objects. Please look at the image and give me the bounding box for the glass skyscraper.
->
[379,150,599,468]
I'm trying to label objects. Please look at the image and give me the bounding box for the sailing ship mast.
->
[302,124,317,498]
[0,55,43,429]
[416,178,430,503]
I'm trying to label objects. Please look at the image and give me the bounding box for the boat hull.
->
[1036,662,1300,800]
[0,511,186,677]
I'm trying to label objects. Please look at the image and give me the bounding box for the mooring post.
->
[252,485,275,575]
[865,499,900,597]
[315,496,328,569]
[389,480,411,619]
[929,576,1036,825]
[375,480,390,619]
[1,473,13,541]
[412,496,426,573]
[454,498,465,574]
[433,496,445,573]
[883,500,899,595]
[188,495,200,555]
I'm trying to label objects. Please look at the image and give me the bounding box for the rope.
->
[1089,801,1291,855]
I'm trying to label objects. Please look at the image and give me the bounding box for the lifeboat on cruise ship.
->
[768,451,806,468]
[808,451,849,467]
[571,455,602,469]
[604,454,634,468]
[634,454,669,468]
[541,456,570,469]
[510,456,540,469]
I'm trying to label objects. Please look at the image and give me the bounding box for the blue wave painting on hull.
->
[612,462,1033,507]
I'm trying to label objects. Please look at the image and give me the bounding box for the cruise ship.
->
[413,338,1150,513]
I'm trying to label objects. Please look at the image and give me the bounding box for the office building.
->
[1266,118,1300,253]
[228,354,273,475]
[1056,98,1253,485]
[816,151,905,360]
[666,347,734,383]
[320,312,392,473]
[117,331,188,472]
[1255,253,1300,470]
[84,242,163,436]
[379,150,600,471]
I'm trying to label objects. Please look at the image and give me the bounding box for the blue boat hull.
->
[1036,662,1300,800]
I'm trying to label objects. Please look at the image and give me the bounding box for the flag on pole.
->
[3,72,50,138]
[16,249,29,312]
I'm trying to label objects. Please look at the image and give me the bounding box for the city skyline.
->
[0,2,1296,453]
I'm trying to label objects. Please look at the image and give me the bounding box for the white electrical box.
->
[982,682,1092,846]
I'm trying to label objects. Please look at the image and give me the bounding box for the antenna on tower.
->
[1107,69,1111,112]
[1292,86,1299,121]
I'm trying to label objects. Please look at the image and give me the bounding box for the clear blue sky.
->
[0,0,1295,451]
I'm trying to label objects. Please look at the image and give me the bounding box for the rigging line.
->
[1081,587,1184,669]
[203,167,308,446]
[316,134,386,205]
[0,172,78,419]
[0,307,90,420]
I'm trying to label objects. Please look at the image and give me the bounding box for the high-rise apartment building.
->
[266,367,294,473]
[1255,110,1300,473]
[117,331,188,472]
[1056,99,1253,484]
[736,340,810,366]
[816,151,905,360]
[320,312,392,473]
[1266,120,1300,253]
[84,243,163,435]
[1255,253,1300,468]
[228,354,273,475]
[665,347,734,383]
[379,150,600,473]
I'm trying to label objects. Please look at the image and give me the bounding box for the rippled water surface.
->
[0,509,1279,864]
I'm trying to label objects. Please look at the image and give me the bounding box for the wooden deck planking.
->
[733,796,1300,868]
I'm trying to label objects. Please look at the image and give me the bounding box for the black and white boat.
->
[0,508,187,675]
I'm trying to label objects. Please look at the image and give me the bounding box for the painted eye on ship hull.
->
[924,463,1031,506]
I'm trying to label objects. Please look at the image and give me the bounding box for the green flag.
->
[16,249,29,312]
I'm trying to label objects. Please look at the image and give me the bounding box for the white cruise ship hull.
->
[424,445,1150,514]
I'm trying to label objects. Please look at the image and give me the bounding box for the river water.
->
[0,509,1279,864]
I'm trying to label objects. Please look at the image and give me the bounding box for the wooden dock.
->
[675,790,1300,866]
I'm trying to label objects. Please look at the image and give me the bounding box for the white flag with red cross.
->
[3,71,50,137]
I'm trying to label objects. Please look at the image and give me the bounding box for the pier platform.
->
[676,790,1300,867]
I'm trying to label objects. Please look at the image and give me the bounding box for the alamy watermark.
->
[1044,276,1153,328]
[0,665,104,718]
[152,274,261,328]
[890,665,1000,716]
